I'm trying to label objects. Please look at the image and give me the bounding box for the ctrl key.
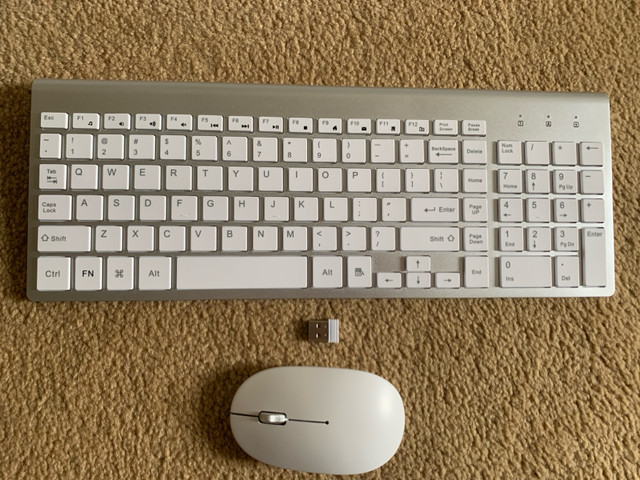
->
[37,257,71,291]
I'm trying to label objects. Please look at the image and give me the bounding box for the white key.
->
[352,197,377,222]
[381,198,406,222]
[324,198,348,222]
[190,226,217,252]
[160,135,187,160]
[317,168,343,192]
[39,164,67,190]
[139,195,166,221]
[228,116,254,132]
[555,256,580,288]
[37,257,71,291]
[462,169,487,193]
[76,195,104,221]
[433,120,458,135]
[400,227,459,251]
[498,169,522,193]
[264,197,289,222]
[406,256,431,272]
[134,165,161,190]
[499,227,524,251]
[197,166,223,191]
[462,198,488,222]
[202,196,229,221]
[165,165,193,190]
[313,138,338,163]
[580,170,604,194]
[259,167,284,192]
[376,169,401,193]
[405,119,429,135]
[463,227,488,251]
[74,257,103,291]
[95,226,123,252]
[233,196,259,221]
[172,195,198,221]
[411,198,459,222]
[38,226,91,252]
[259,116,284,133]
[376,119,401,135]
[464,257,489,288]
[176,256,308,289]
[377,273,402,288]
[526,227,552,251]
[128,135,155,160]
[461,140,487,164]
[40,133,62,158]
[38,195,72,221]
[406,272,430,288]
[221,226,247,251]
[554,198,578,222]
[282,227,307,251]
[318,118,342,134]
[524,141,550,165]
[428,140,459,164]
[580,142,603,166]
[71,164,99,190]
[166,114,192,131]
[371,227,396,251]
[435,272,460,288]
[139,257,172,290]
[581,198,605,223]
[461,120,486,136]
[347,169,371,192]
[108,195,135,221]
[499,198,523,222]
[192,136,218,160]
[66,134,94,159]
[553,170,578,194]
[433,169,459,192]
[41,112,68,129]
[283,138,308,162]
[399,139,425,164]
[289,168,314,192]
[159,226,186,252]
[96,135,125,160]
[405,169,430,192]
[497,141,522,164]
[347,119,371,135]
[313,256,343,288]
[102,165,129,190]
[582,228,606,286]
[313,226,337,251]
[73,113,100,129]
[127,225,154,252]
[552,142,577,165]
[370,139,395,163]
[500,256,552,288]
[347,256,372,287]
[555,227,579,251]
[525,170,550,194]
[253,137,278,162]
[135,114,161,130]
[106,257,134,290]
[197,115,223,131]
[342,227,367,251]
[294,197,319,221]
[289,117,313,133]
[342,139,366,163]
[222,137,248,161]
[526,198,551,222]
[104,113,131,130]
[253,227,278,251]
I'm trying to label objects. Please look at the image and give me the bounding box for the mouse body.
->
[229,366,405,475]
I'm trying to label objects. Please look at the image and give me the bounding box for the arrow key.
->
[405,256,431,272]
[377,272,402,288]
[406,272,431,288]
[435,272,460,288]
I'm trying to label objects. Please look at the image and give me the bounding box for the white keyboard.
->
[27,79,615,301]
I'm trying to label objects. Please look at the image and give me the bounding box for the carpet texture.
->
[1,1,640,478]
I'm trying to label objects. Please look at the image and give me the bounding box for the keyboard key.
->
[106,256,134,290]
[192,136,218,160]
[406,256,431,272]
[160,135,187,160]
[497,141,522,164]
[259,116,284,133]
[313,138,338,163]
[400,227,459,251]
[289,117,313,133]
[76,195,104,221]
[462,169,487,193]
[318,118,342,134]
[283,138,308,163]
[500,256,552,288]
[581,198,605,223]
[377,272,402,288]
[37,257,71,291]
[428,140,459,164]
[159,226,186,251]
[102,165,130,190]
[129,135,155,160]
[580,142,603,166]
[104,113,131,130]
[526,227,551,251]
[38,226,91,252]
[39,164,67,190]
[253,137,278,162]
[498,169,522,193]
[66,134,94,159]
[406,272,430,288]
[376,119,401,135]
[555,256,579,288]
[582,228,606,286]
[435,272,460,288]
[41,112,68,129]
[73,113,100,129]
[313,256,343,287]
[463,227,488,251]
[461,120,486,136]
[433,169,459,193]
[190,226,217,251]
[552,142,577,165]
[580,170,604,194]
[433,120,458,135]
[135,114,162,130]
[524,141,550,165]
[97,135,125,160]
[139,256,172,290]
[410,198,459,222]
[229,116,254,132]
[553,170,578,194]
[370,139,395,163]
[95,226,123,252]
[347,256,372,287]
[405,119,429,135]
[75,257,103,291]
[198,115,224,131]
[461,140,487,164]
[166,114,192,131]
[38,195,72,221]
[40,133,62,159]
[127,225,154,252]
[399,139,425,164]
[347,118,371,134]
[222,137,248,162]
[464,257,489,288]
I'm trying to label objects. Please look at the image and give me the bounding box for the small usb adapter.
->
[307,319,340,343]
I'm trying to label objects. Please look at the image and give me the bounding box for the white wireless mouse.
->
[229,366,405,475]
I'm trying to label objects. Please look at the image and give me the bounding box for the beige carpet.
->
[1,1,640,478]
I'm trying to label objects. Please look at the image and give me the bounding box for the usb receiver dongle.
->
[307,319,339,343]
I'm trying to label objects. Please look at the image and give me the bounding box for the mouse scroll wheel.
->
[258,411,288,425]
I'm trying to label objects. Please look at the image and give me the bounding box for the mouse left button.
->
[258,411,288,425]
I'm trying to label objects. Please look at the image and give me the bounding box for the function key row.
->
[41,112,486,136]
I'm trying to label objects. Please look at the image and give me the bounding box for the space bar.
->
[176,256,308,290]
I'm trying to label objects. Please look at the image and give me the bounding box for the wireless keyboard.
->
[27,79,614,301]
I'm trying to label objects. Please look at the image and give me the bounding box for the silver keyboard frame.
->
[27,79,615,301]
